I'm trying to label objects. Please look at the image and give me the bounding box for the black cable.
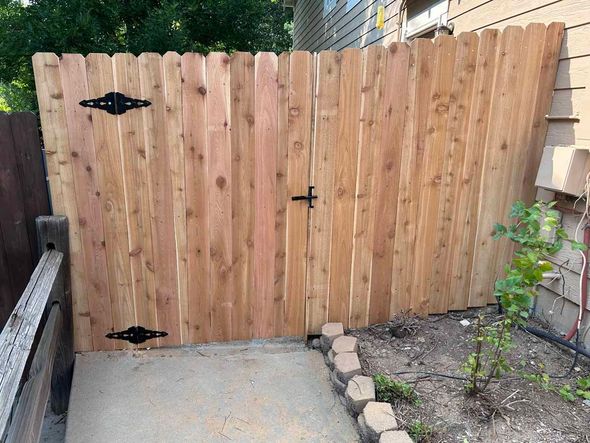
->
[389,370,468,381]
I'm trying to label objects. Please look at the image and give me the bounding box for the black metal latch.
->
[80,91,151,115]
[106,326,167,344]
[291,186,318,208]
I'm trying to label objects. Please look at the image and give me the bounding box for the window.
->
[347,0,361,12]
[402,0,448,41]
[324,0,337,16]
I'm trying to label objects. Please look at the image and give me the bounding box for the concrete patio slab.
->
[66,339,359,443]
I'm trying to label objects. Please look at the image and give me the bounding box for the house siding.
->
[293,0,402,52]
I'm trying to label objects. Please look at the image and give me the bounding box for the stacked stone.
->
[319,323,413,443]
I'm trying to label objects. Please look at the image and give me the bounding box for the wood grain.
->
[448,30,499,310]
[349,45,386,328]
[254,52,278,338]
[370,43,410,324]
[433,32,479,311]
[391,38,435,316]
[469,27,525,307]
[412,35,457,315]
[86,54,135,348]
[206,52,234,342]
[285,51,313,337]
[230,52,255,341]
[306,50,340,333]
[32,53,95,351]
[181,53,211,344]
[32,31,564,349]
[112,53,158,337]
[138,53,181,346]
[274,52,290,337]
[328,48,362,327]
[60,54,114,350]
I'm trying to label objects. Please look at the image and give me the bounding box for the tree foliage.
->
[0,0,293,111]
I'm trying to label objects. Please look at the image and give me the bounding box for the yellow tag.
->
[376,5,385,30]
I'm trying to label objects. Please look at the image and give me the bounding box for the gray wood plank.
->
[0,249,63,439]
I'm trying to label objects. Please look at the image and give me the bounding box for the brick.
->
[357,402,397,442]
[331,335,358,355]
[333,352,362,383]
[345,375,375,413]
[379,431,413,443]
[320,323,344,352]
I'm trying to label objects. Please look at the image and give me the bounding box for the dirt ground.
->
[348,308,590,443]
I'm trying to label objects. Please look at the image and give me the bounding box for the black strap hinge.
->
[106,326,167,344]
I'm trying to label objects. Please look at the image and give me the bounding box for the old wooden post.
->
[36,215,72,414]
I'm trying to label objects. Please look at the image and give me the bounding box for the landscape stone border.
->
[316,322,414,443]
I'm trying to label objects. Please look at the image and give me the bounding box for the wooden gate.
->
[33,23,563,352]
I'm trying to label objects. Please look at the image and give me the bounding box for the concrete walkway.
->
[66,339,359,442]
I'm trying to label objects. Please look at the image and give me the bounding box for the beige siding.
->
[293,0,401,52]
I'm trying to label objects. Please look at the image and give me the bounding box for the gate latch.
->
[106,326,167,344]
[291,186,318,208]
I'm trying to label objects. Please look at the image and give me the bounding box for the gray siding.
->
[293,0,401,51]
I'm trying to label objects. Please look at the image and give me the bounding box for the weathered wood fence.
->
[33,23,564,352]
[0,113,50,327]
[0,216,73,442]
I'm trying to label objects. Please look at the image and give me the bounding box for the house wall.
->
[293,0,402,52]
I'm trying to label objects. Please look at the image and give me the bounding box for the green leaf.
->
[571,241,588,251]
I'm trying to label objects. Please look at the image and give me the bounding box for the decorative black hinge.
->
[79,91,151,115]
[291,186,318,208]
[106,326,167,344]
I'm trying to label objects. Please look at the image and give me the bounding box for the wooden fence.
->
[33,23,564,352]
[0,113,50,327]
[0,216,73,441]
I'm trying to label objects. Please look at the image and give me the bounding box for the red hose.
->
[564,224,590,341]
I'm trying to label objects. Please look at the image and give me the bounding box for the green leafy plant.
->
[373,373,421,406]
[463,201,586,394]
[407,420,434,442]
[576,376,590,400]
[558,385,576,402]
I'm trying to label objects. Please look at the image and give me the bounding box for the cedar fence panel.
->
[0,112,50,327]
[33,24,564,351]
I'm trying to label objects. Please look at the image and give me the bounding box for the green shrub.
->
[373,373,421,406]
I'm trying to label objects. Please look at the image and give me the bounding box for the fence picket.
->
[328,48,362,327]
[85,54,136,347]
[447,29,500,310]
[138,53,181,346]
[285,51,313,337]
[181,53,211,344]
[230,52,256,341]
[469,27,525,307]
[274,52,290,337]
[306,50,340,333]
[60,54,113,350]
[254,52,278,338]
[372,43,410,324]
[349,45,386,328]
[112,53,158,338]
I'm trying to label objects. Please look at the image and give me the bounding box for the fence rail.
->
[32,23,565,351]
[0,217,73,442]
